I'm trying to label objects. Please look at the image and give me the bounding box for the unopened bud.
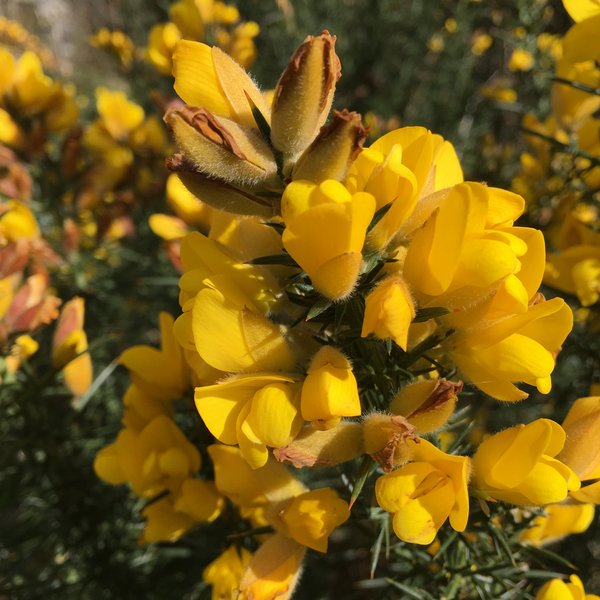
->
[168,157,274,217]
[390,379,462,433]
[361,276,416,351]
[270,31,341,161]
[165,106,277,188]
[292,109,367,182]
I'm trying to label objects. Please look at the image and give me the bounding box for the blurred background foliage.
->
[0,0,598,598]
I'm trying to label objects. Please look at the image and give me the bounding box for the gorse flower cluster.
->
[2,2,599,598]
[90,27,600,599]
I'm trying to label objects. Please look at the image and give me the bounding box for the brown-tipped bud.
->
[362,413,419,472]
[389,379,462,434]
[292,109,367,182]
[164,106,277,188]
[167,157,275,217]
[273,422,362,468]
[270,31,341,161]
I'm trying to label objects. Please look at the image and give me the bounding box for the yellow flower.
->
[521,503,595,545]
[188,274,295,373]
[238,534,305,600]
[146,22,181,75]
[403,183,530,306]
[375,439,470,545]
[119,312,190,402]
[300,345,361,429]
[447,296,573,401]
[51,296,92,399]
[0,200,39,242]
[94,415,201,497]
[95,87,145,141]
[361,276,415,350]
[535,574,600,600]
[552,15,600,127]
[545,245,600,307]
[557,396,600,503]
[208,444,306,510]
[562,0,600,22]
[471,419,580,506]
[281,179,376,300]
[508,48,535,72]
[195,374,303,469]
[345,126,463,249]
[278,488,350,552]
[203,545,253,600]
[140,497,196,543]
[140,479,223,543]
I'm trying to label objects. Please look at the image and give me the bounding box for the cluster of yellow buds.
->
[0,44,78,155]
[145,0,259,76]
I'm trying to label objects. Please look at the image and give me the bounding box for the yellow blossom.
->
[281,179,376,300]
[119,312,190,402]
[471,419,580,505]
[521,503,595,545]
[51,297,92,399]
[447,296,573,401]
[238,534,305,600]
[278,488,350,552]
[195,374,303,469]
[203,545,253,600]
[300,345,361,429]
[345,126,463,249]
[375,438,470,545]
[94,415,201,497]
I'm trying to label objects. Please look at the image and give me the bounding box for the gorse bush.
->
[1,1,598,598]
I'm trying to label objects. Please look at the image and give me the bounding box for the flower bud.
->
[273,421,363,468]
[270,31,341,161]
[389,379,462,433]
[301,346,361,428]
[362,413,418,472]
[361,276,416,350]
[292,109,367,182]
[165,106,277,188]
[172,165,274,218]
